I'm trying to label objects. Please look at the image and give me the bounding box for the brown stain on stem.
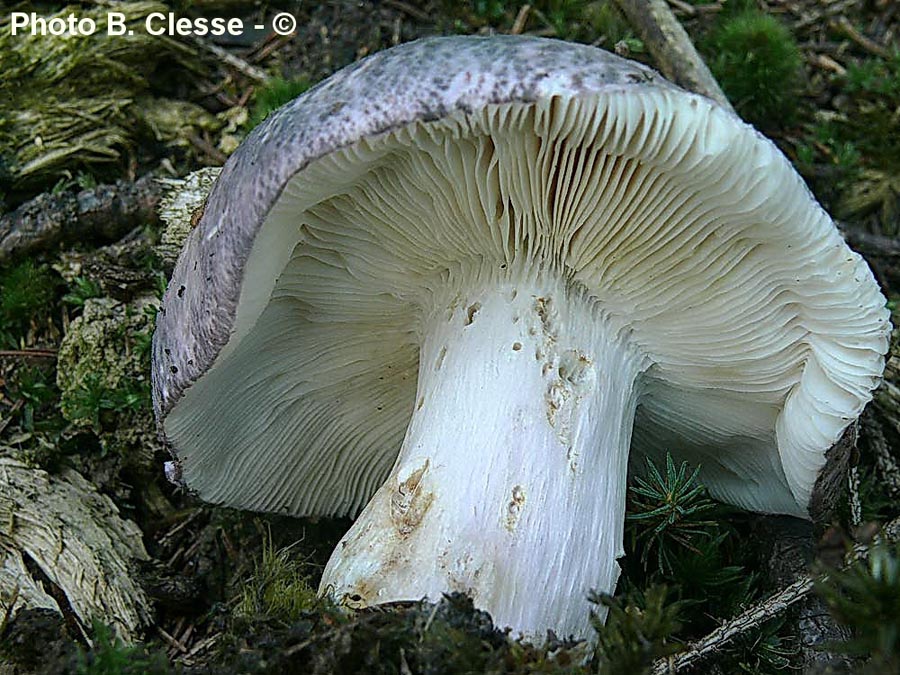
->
[390,460,434,537]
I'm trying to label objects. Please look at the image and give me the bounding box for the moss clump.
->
[0,259,58,346]
[235,531,319,623]
[706,10,802,129]
[247,78,312,131]
[75,621,171,675]
[219,592,525,675]
[0,2,204,196]
[829,53,900,232]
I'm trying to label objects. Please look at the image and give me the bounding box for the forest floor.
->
[0,1,899,673]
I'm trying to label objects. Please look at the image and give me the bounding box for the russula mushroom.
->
[152,35,890,640]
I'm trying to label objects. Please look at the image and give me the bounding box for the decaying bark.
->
[611,0,735,114]
[0,174,162,264]
[0,456,152,642]
[809,423,857,523]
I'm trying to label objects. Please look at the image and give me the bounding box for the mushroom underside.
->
[163,88,887,638]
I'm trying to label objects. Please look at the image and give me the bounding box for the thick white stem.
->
[319,271,646,640]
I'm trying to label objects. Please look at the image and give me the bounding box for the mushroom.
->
[152,35,890,640]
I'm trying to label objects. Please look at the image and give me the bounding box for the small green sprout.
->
[64,372,150,432]
[76,621,170,675]
[627,453,719,574]
[75,171,98,190]
[62,276,103,308]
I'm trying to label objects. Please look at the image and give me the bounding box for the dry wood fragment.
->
[808,52,847,76]
[832,16,891,58]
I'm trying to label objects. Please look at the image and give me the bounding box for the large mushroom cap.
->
[153,34,889,522]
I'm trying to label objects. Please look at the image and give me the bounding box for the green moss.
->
[55,295,157,462]
[0,260,58,346]
[705,10,802,129]
[846,51,900,100]
[470,0,511,23]
[828,53,900,230]
[247,78,312,131]
[0,2,202,194]
[235,530,319,623]
[62,276,104,308]
[6,363,64,438]
[64,372,150,433]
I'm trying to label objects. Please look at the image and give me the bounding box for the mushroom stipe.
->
[152,36,890,641]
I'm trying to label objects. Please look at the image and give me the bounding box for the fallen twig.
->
[0,349,58,359]
[848,465,862,527]
[0,400,24,436]
[808,52,847,76]
[383,0,432,23]
[612,0,735,113]
[158,626,189,655]
[511,4,531,35]
[832,16,891,59]
[653,515,900,673]
[665,0,697,17]
[188,35,270,83]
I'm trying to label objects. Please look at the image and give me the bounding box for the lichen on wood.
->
[56,294,159,460]
[156,167,221,269]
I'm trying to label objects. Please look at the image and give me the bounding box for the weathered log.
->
[0,174,162,264]
[0,456,152,642]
